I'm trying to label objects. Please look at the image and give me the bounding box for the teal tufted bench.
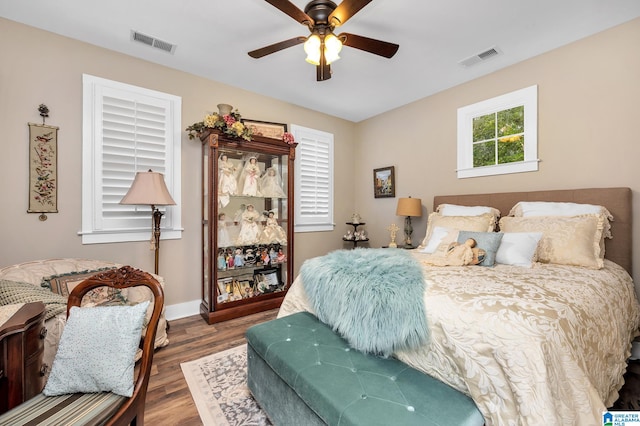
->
[246,311,484,426]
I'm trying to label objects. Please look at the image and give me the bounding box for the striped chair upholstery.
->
[0,393,125,426]
[0,266,164,426]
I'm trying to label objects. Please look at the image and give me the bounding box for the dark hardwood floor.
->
[144,308,278,425]
[143,308,639,423]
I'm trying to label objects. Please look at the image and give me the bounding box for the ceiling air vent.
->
[130,30,177,54]
[458,46,501,67]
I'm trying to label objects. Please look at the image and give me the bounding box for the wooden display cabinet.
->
[199,129,296,324]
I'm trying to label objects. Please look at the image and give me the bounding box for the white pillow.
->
[509,201,607,217]
[437,204,500,218]
[495,232,543,267]
[419,226,458,254]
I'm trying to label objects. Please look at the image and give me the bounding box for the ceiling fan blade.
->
[248,36,306,58]
[339,32,399,58]
[265,0,314,26]
[328,0,372,27]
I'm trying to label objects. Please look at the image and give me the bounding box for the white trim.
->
[165,299,202,321]
[81,74,182,244]
[457,85,538,179]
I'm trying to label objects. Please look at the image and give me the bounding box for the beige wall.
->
[2,16,639,310]
[0,18,354,309]
[355,17,640,287]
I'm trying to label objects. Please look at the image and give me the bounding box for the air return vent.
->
[458,46,501,67]
[130,30,177,54]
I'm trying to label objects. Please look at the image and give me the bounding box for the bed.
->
[278,187,640,425]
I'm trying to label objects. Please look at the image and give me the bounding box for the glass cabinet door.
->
[214,148,289,305]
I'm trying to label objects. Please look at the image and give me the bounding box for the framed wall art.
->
[28,122,59,219]
[242,119,287,140]
[373,166,395,198]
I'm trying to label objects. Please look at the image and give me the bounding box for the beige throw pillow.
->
[498,214,605,269]
[419,213,496,249]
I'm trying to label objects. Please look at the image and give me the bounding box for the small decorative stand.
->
[343,221,369,248]
[387,223,399,248]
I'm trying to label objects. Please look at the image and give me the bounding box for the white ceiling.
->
[2,0,639,122]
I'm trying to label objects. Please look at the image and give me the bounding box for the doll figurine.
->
[239,156,261,196]
[218,154,237,207]
[259,211,287,244]
[234,248,244,268]
[236,204,262,245]
[259,166,287,198]
[217,213,232,247]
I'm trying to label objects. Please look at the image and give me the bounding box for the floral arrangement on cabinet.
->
[186,108,252,141]
[186,105,295,144]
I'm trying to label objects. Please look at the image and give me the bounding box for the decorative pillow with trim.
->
[419,212,497,249]
[499,214,606,269]
[43,301,149,397]
[419,226,459,254]
[457,231,504,267]
[42,268,126,306]
[508,201,613,239]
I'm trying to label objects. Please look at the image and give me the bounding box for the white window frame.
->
[457,85,538,179]
[80,74,182,244]
[291,124,334,232]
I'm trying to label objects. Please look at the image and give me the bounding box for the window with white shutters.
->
[81,74,182,244]
[291,124,334,232]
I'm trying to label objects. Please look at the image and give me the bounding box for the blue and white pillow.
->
[43,301,149,397]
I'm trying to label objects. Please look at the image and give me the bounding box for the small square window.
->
[457,85,538,178]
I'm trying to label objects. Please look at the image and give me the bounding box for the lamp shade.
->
[396,197,422,217]
[120,171,176,206]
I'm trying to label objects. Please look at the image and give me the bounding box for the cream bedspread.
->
[278,254,640,426]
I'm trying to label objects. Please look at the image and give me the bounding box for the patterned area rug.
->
[181,344,272,426]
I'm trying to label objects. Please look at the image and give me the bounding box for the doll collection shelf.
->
[343,222,369,248]
[199,128,296,324]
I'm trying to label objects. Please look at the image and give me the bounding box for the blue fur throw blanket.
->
[300,248,429,357]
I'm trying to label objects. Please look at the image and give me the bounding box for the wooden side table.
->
[0,302,47,414]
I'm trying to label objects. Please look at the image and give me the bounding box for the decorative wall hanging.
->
[241,119,287,140]
[373,166,395,198]
[28,104,58,221]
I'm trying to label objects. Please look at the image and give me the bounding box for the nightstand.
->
[0,302,47,413]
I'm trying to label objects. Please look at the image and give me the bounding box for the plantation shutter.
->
[82,74,181,244]
[292,125,334,232]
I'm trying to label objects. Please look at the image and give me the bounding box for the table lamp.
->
[396,196,422,249]
[120,170,176,275]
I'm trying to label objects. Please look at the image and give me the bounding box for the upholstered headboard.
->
[433,187,632,274]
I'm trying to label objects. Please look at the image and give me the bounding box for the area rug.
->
[181,344,272,426]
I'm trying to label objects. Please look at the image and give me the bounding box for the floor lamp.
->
[396,196,422,249]
[120,170,176,275]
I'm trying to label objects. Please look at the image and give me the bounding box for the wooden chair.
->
[0,265,164,426]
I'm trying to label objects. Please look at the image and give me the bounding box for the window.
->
[291,124,334,232]
[81,74,182,244]
[457,85,538,178]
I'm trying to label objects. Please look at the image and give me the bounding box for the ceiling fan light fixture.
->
[324,33,342,64]
[304,34,321,65]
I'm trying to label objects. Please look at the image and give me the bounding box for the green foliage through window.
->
[472,106,524,168]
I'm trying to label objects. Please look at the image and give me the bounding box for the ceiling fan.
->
[248,0,399,81]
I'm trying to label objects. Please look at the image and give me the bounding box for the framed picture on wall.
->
[373,166,395,198]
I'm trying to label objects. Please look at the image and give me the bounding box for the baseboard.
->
[165,299,201,321]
